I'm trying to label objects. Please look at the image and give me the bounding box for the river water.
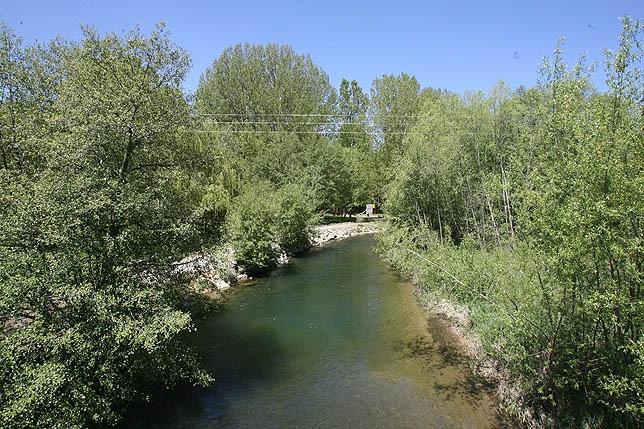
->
[123,235,507,428]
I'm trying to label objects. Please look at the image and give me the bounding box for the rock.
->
[277,253,290,265]
[214,278,231,291]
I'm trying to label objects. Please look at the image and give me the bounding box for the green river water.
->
[123,235,508,428]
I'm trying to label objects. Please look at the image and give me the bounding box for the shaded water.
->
[123,235,507,428]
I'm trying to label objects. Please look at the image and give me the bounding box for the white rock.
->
[214,278,231,291]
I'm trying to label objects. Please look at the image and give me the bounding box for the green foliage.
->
[302,141,354,213]
[3,12,640,429]
[345,145,381,210]
[196,43,336,132]
[274,184,318,256]
[228,183,281,276]
[380,17,643,426]
[370,73,421,159]
[228,183,317,275]
[0,25,217,428]
[513,19,643,423]
[0,22,375,429]
[338,79,370,150]
[195,43,384,214]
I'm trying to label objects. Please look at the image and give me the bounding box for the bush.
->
[228,184,281,276]
[228,182,319,275]
[275,184,318,256]
[0,25,215,428]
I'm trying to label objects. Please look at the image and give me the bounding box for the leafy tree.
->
[301,140,354,213]
[337,78,370,150]
[0,24,59,173]
[369,73,421,158]
[0,24,216,428]
[514,19,643,422]
[380,17,643,426]
[228,182,317,274]
[196,43,336,132]
[274,183,318,255]
[228,183,281,276]
[345,146,381,210]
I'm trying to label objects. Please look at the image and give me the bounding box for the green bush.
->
[228,184,281,276]
[229,183,319,274]
[275,184,318,256]
[379,18,643,426]
[0,25,215,428]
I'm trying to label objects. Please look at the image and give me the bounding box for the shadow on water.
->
[395,334,493,403]
[123,319,287,428]
[201,319,286,379]
[391,320,510,428]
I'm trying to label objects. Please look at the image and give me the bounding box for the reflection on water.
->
[122,235,508,428]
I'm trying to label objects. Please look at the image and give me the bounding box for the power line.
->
[185,128,494,138]
[187,130,429,135]
[201,121,365,125]
[195,113,424,118]
[197,113,341,117]
[197,121,415,127]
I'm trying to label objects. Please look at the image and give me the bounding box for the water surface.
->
[123,235,506,428]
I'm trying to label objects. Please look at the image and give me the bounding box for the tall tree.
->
[369,73,421,158]
[337,78,370,150]
[196,43,336,132]
[0,24,216,428]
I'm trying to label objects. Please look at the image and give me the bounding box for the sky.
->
[2,1,643,95]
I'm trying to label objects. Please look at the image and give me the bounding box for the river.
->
[122,235,507,428]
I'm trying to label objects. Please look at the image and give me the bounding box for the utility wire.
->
[189,130,409,134]
[198,121,411,126]
[195,113,424,118]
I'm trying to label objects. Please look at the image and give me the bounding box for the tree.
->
[0,24,215,428]
[228,183,281,276]
[380,17,643,426]
[0,24,59,174]
[196,43,336,132]
[337,78,370,150]
[274,183,318,255]
[369,73,421,159]
[513,20,644,422]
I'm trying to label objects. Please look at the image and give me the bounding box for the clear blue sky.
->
[3,1,642,94]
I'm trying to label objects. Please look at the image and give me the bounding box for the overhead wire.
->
[194,113,424,118]
[186,112,489,136]
[188,130,419,135]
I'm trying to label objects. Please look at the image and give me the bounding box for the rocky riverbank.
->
[312,221,380,246]
[175,221,381,298]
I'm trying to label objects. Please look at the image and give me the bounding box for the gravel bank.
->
[312,221,380,246]
[177,221,382,297]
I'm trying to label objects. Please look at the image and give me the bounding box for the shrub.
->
[275,184,318,256]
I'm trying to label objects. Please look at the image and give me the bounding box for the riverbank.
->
[312,221,381,246]
[414,291,538,428]
[375,225,546,428]
[177,221,381,298]
[378,274,536,427]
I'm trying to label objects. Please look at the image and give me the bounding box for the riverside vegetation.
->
[0,17,642,428]
[378,18,643,427]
